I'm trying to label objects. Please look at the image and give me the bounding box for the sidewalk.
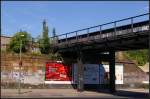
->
[1,88,149,98]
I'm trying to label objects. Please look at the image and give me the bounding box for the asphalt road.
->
[1,88,149,99]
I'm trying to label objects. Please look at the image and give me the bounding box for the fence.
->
[50,13,149,47]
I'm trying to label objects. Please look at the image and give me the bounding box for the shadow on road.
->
[113,90,148,99]
[84,88,148,98]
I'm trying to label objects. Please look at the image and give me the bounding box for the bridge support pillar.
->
[109,51,116,93]
[77,51,84,92]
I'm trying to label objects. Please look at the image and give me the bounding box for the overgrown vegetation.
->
[8,30,31,53]
[31,51,42,56]
[48,53,62,61]
[5,20,61,61]
[38,37,51,54]
[38,20,51,54]
[125,49,149,66]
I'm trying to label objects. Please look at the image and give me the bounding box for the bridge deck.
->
[51,13,149,52]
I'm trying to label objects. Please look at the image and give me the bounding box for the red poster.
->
[45,62,71,81]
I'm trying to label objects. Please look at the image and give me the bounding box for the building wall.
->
[1,54,149,85]
[1,36,11,50]
[1,36,40,52]
[1,54,49,85]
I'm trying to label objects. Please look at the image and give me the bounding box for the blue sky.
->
[1,1,149,38]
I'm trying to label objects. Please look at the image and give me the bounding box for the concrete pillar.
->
[77,51,84,92]
[109,51,116,93]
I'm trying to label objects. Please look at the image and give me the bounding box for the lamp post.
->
[18,34,24,94]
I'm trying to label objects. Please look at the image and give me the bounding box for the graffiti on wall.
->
[1,66,46,85]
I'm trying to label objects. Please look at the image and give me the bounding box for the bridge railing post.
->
[87,28,90,40]
[114,22,117,37]
[53,36,58,44]
[131,17,134,33]
[76,31,78,42]
[99,25,102,39]
[66,33,68,44]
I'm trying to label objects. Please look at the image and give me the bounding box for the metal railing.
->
[51,13,149,45]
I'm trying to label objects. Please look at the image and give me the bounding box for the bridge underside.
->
[53,30,149,93]
[55,30,149,54]
[51,18,149,93]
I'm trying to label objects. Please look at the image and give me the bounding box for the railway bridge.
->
[51,13,149,92]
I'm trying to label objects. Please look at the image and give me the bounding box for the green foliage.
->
[31,51,42,56]
[9,31,31,53]
[1,49,7,55]
[48,53,62,61]
[125,49,149,66]
[51,28,58,44]
[52,28,56,37]
[143,84,149,89]
[43,20,49,38]
[38,37,51,54]
[38,20,52,54]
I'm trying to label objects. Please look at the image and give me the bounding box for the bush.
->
[9,31,31,53]
[125,49,148,66]
[48,53,62,61]
[38,37,51,54]
[31,51,42,56]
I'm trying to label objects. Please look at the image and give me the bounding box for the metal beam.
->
[56,30,149,52]
[109,51,116,93]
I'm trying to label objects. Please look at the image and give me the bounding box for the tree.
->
[52,28,56,37]
[39,37,51,54]
[38,20,51,54]
[51,27,58,45]
[9,30,31,53]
